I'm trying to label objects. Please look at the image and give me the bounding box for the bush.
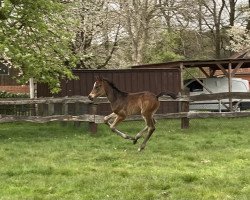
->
[0,91,31,115]
[0,91,29,98]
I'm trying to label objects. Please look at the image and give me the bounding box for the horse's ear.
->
[95,75,103,81]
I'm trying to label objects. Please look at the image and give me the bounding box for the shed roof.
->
[132,58,250,70]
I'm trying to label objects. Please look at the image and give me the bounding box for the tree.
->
[246,0,250,30]
[69,0,121,69]
[199,0,226,58]
[228,0,237,26]
[0,0,76,93]
[227,26,250,53]
[118,0,160,65]
[145,31,184,63]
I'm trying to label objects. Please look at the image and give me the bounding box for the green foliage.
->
[183,68,201,80]
[0,91,29,98]
[0,0,77,93]
[145,31,184,63]
[0,91,30,115]
[227,26,250,52]
[0,118,249,199]
[150,50,184,63]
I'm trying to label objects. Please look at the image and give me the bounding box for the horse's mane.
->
[103,78,128,96]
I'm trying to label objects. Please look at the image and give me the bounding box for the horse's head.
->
[88,76,106,101]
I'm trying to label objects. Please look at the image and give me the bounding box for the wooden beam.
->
[180,62,184,90]
[187,111,250,119]
[199,67,210,78]
[0,96,183,106]
[216,63,228,76]
[183,67,229,110]
[209,68,216,77]
[228,62,233,111]
[29,78,35,98]
[0,114,96,123]
[180,89,189,129]
[2,110,250,124]
[183,66,213,93]
[190,92,250,101]
[231,61,244,77]
[88,103,98,133]
[0,96,92,105]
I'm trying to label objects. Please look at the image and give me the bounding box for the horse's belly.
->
[127,106,141,115]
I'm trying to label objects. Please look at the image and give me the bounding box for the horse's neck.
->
[105,83,126,104]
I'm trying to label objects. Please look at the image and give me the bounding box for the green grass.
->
[0,118,249,200]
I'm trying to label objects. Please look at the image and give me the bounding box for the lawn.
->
[0,118,249,200]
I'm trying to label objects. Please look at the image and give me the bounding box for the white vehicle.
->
[185,77,250,111]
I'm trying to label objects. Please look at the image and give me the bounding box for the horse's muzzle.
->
[88,95,94,101]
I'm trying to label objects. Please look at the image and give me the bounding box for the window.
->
[186,79,203,92]
[0,63,9,75]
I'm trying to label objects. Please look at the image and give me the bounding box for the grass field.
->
[0,118,249,200]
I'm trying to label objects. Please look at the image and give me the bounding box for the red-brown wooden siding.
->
[37,68,181,114]
[0,68,29,93]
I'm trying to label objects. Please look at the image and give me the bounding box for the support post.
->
[48,103,54,116]
[89,103,98,133]
[181,89,190,129]
[74,102,81,127]
[61,102,68,126]
[29,78,36,115]
[179,63,189,129]
[228,62,233,111]
[29,78,35,99]
[37,103,45,116]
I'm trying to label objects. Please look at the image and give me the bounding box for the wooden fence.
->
[1,92,250,133]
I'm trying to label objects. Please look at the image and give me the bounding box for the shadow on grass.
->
[0,122,104,141]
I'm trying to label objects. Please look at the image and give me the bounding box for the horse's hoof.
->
[138,145,145,151]
[133,139,138,144]
[125,136,134,140]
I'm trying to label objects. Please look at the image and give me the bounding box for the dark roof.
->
[131,58,250,70]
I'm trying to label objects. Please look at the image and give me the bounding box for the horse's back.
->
[127,91,160,115]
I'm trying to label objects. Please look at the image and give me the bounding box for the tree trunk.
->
[246,0,250,30]
[229,0,236,26]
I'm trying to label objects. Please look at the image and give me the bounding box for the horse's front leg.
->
[104,112,117,124]
[108,115,135,141]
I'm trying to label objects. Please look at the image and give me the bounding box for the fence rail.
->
[1,92,250,133]
[1,92,249,105]
[189,92,250,101]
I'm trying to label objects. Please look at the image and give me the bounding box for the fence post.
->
[74,102,81,127]
[48,103,54,116]
[61,102,68,126]
[89,103,98,134]
[37,103,48,116]
[181,89,190,129]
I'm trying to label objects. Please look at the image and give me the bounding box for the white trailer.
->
[185,77,250,111]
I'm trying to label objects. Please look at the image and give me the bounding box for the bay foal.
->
[88,76,176,151]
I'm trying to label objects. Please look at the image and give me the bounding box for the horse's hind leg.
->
[138,116,155,151]
[133,126,148,144]
[133,116,156,144]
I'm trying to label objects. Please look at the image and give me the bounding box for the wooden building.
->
[0,60,29,94]
[132,57,250,111]
[37,68,181,115]
[37,55,250,113]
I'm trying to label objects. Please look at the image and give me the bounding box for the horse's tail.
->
[156,92,177,99]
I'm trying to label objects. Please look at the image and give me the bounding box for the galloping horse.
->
[88,76,177,151]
